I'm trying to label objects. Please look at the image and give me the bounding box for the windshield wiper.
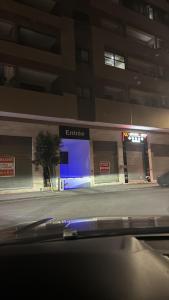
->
[16,217,54,234]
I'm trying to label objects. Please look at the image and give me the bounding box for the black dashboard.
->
[1,234,169,299]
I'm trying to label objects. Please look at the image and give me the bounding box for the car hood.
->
[1,215,169,243]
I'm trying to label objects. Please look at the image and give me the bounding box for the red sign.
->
[99,161,110,174]
[0,156,15,177]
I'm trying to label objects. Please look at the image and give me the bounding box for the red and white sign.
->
[0,156,15,177]
[99,161,110,174]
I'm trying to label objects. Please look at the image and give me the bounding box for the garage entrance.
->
[126,143,145,181]
[0,135,33,189]
[93,141,119,184]
[122,132,150,183]
[151,144,169,180]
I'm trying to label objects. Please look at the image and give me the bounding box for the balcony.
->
[129,89,169,108]
[0,19,61,54]
[0,19,16,42]
[0,39,62,68]
[104,85,126,102]
[127,56,161,79]
[18,27,61,54]
[0,64,62,95]
[126,26,157,48]
[15,0,59,13]
[0,85,77,119]
[121,0,169,27]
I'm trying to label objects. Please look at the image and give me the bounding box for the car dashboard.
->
[0,234,169,299]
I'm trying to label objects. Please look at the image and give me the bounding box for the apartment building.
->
[0,0,169,190]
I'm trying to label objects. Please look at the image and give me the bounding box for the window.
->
[60,152,69,164]
[77,87,91,99]
[0,63,15,84]
[77,48,89,63]
[104,51,125,69]
[146,5,154,20]
[73,11,90,24]
[104,85,125,102]
[15,0,57,13]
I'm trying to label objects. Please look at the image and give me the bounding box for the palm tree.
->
[33,131,61,189]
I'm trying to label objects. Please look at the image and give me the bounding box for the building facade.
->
[0,0,169,191]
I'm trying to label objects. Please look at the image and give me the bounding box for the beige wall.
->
[132,105,169,128]
[95,97,169,128]
[95,98,132,125]
[0,86,78,119]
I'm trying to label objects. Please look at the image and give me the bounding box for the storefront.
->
[59,126,91,189]
[122,132,150,183]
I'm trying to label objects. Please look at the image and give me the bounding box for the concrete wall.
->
[95,97,169,128]
[0,87,78,119]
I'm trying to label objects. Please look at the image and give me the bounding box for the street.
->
[0,184,169,229]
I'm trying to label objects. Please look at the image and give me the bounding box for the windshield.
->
[0,0,169,241]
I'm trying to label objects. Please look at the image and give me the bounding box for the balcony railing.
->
[0,64,62,95]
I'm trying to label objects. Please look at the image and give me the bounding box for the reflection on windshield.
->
[0,0,169,239]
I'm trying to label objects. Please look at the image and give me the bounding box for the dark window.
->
[19,82,46,92]
[73,11,90,24]
[77,48,89,63]
[77,87,91,100]
[60,152,68,164]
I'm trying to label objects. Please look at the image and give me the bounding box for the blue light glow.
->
[60,139,91,189]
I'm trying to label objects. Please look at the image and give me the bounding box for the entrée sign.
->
[59,126,90,140]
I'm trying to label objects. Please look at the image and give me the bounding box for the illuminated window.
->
[104,51,125,69]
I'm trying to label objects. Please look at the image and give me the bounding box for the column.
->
[90,140,95,187]
[32,137,44,191]
[117,140,125,183]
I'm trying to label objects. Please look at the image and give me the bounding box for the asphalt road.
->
[0,185,169,229]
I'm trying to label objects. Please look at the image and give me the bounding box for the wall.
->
[0,87,78,119]
[95,97,169,128]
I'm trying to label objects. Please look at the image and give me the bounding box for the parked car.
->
[157,171,169,187]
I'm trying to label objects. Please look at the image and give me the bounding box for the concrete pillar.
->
[147,140,154,182]
[117,140,125,183]
[90,140,95,187]
[32,137,44,190]
[56,164,60,191]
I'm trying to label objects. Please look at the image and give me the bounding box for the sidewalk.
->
[0,183,158,202]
